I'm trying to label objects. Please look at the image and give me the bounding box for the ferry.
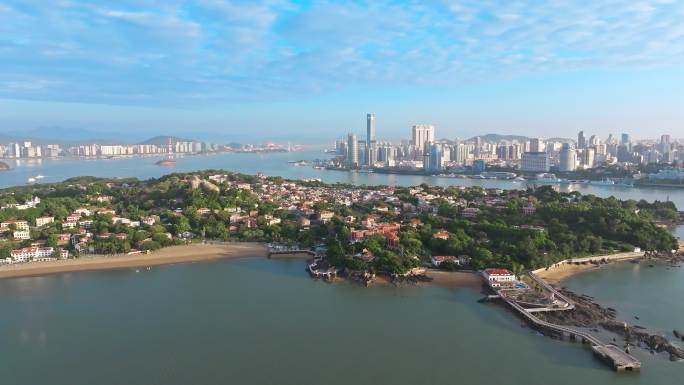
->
[590,178,616,186]
[534,173,561,183]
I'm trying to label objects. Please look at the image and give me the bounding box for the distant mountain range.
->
[0,129,202,147]
[0,127,148,146]
[138,135,196,146]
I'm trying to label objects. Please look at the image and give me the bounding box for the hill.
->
[138,136,196,146]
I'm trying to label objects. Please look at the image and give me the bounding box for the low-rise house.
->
[73,207,92,217]
[10,247,55,262]
[112,217,131,225]
[1,220,29,231]
[482,268,516,284]
[13,230,30,240]
[36,216,55,227]
[142,216,159,226]
[317,211,334,223]
[462,207,481,218]
[522,205,536,215]
[57,233,71,245]
[93,208,116,216]
[62,221,77,229]
[431,255,458,267]
[432,231,450,240]
[298,217,311,228]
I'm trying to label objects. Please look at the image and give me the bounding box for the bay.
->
[0,256,680,385]
[2,148,683,208]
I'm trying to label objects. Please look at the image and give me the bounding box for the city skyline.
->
[1,1,683,140]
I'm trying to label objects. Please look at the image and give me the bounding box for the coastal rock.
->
[0,161,9,171]
[536,287,684,361]
[674,330,683,340]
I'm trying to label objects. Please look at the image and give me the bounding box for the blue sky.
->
[1,0,683,142]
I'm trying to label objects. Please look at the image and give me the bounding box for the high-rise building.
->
[621,133,631,145]
[366,113,376,146]
[521,152,550,172]
[346,133,359,168]
[589,135,600,147]
[559,143,577,172]
[424,142,443,172]
[411,124,435,154]
[529,138,544,153]
[582,147,595,168]
[366,113,376,165]
[577,131,586,149]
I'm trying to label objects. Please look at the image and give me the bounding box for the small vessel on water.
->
[534,173,561,183]
[590,178,616,186]
[27,177,36,184]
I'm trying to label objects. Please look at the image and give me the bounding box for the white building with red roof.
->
[482,268,516,283]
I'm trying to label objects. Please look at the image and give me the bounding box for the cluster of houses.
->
[0,195,161,264]
[1,174,545,268]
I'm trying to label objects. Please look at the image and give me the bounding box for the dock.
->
[495,272,641,372]
[267,245,315,257]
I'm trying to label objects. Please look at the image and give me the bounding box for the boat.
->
[534,173,561,183]
[35,175,45,179]
[27,177,36,184]
[590,178,616,186]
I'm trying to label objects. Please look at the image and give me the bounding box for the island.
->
[1,170,682,369]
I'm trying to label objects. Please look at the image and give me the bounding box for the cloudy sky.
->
[1,0,683,142]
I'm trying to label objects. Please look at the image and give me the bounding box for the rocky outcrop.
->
[674,330,684,341]
[536,288,684,361]
[0,161,9,171]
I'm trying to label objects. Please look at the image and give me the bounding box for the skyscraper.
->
[346,133,359,168]
[582,147,595,168]
[577,131,586,149]
[559,143,577,172]
[366,113,376,165]
[411,124,435,154]
[529,138,544,153]
[366,113,376,146]
[424,142,443,172]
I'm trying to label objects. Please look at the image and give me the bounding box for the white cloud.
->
[0,0,682,104]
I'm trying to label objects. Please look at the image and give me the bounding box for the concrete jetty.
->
[495,272,641,372]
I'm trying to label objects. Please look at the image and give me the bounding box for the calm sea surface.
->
[1,256,682,385]
[2,148,683,208]
[1,149,683,384]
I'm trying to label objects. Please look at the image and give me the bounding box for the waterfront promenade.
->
[497,272,641,371]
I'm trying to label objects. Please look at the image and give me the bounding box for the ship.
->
[590,178,616,186]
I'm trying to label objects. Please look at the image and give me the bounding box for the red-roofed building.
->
[482,268,516,283]
[431,255,458,267]
[432,231,449,240]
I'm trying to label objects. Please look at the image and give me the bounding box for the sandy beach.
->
[424,270,483,289]
[0,242,267,280]
[534,263,602,285]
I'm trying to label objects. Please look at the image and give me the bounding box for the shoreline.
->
[0,242,267,280]
[534,252,647,285]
